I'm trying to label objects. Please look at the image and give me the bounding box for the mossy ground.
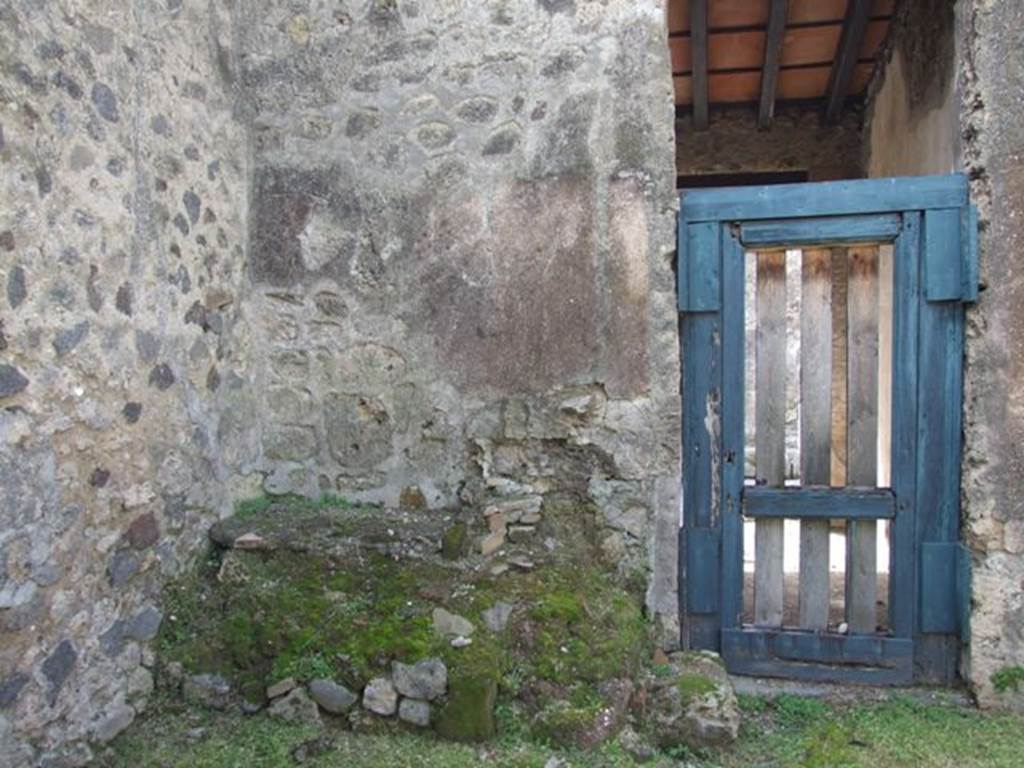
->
[157,495,650,719]
[105,691,1024,767]
[676,673,717,705]
[160,544,447,699]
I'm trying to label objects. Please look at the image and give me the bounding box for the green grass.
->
[721,695,1024,768]
[103,701,632,768]
[104,694,1024,768]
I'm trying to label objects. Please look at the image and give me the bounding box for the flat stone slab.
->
[432,608,474,637]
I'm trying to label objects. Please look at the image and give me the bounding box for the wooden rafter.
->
[690,0,709,130]
[824,0,872,124]
[758,0,789,129]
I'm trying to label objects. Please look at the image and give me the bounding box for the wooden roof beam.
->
[758,0,789,130]
[690,0,709,130]
[824,0,872,124]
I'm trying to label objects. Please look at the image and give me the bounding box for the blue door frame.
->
[678,175,978,685]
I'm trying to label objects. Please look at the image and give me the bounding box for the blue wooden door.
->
[678,176,977,684]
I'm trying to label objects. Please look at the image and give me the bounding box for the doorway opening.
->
[669,1,969,685]
[740,243,894,634]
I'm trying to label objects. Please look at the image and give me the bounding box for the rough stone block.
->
[362,677,398,716]
[324,394,392,468]
[391,659,446,701]
[0,365,29,398]
[266,678,296,700]
[432,608,474,637]
[268,687,321,725]
[263,425,317,461]
[397,697,431,727]
[308,679,357,714]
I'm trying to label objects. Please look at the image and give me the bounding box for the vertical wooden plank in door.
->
[799,249,832,630]
[877,244,894,489]
[830,252,849,486]
[916,208,966,681]
[755,251,786,627]
[846,246,880,633]
[889,214,920,642]
[681,221,723,650]
[720,228,746,632]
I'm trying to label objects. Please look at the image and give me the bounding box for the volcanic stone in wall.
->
[325,393,393,470]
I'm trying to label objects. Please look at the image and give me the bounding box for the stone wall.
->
[0,1,248,763]
[865,0,1024,707]
[233,0,679,644]
[677,105,863,181]
[0,1,679,760]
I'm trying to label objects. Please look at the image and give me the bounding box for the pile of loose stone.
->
[174,657,449,729]
[479,494,544,556]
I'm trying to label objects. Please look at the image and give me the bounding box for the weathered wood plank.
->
[923,208,963,301]
[720,228,747,630]
[680,174,968,224]
[744,487,895,519]
[846,245,880,633]
[740,214,901,249]
[682,309,722,649]
[690,0,709,130]
[916,293,963,544]
[723,656,912,685]
[916,211,966,675]
[686,527,720,615]
[963,204,979,302]
[721,628,913,685]
[824,0,872,124]
[754,251,787,627]
[877,244,894,489]
[758,0,789,130]
[831,249,848,486]
[722,628,913,667]
[888,213,920,641]
[680,213,723,650]
[680,222,721,312]
[799,249,832,630]
[920,542,958,633]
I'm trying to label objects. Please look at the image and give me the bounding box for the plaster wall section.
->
[863,0,959,176]
[0,1,248,763]
[956,0,1024,709]
[865,0,1024,708]
[235,0,681,641]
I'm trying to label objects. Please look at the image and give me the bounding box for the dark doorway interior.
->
[677,170,809,190]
